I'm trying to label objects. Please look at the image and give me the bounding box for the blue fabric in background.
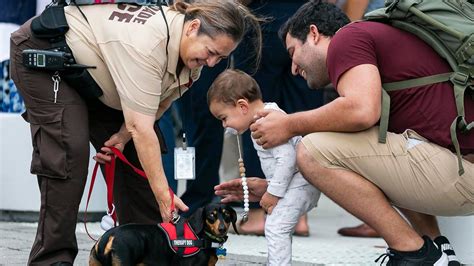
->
[0,0,36,113]
[158,106,178,192]
[0,0,37,25]
[1,60,25,113]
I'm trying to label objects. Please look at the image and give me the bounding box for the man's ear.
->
[185,19,201,37]
[236,99,249,114]
[308,24,320,44]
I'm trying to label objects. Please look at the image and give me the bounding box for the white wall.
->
[438,216,474,263]
[0,113,107,212]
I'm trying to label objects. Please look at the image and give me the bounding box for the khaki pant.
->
[10,19,163,265]
[301,127,474,217]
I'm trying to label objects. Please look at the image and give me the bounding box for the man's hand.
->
[259,192,280,215]
[250,109,293,149]
[215,177,268,203]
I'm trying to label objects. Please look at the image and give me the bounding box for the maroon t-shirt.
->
[327,21,473,154]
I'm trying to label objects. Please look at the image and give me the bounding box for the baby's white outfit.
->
[252,102,321,266]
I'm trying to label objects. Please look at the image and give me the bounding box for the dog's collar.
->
[204,230,228,244]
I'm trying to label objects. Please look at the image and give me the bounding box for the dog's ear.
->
[188,207,205,233]
[226,205,239,235]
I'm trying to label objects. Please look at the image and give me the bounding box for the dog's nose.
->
[218,224,226,234]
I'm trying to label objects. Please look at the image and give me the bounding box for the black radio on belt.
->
[22,49,72,70]
[22,49,95,71]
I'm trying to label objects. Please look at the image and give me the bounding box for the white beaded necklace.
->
[236,133,249,222]
[226,128,249,222]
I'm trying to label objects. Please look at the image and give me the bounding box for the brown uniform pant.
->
[10,19,162,265]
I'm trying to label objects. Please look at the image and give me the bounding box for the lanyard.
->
[178,73,193,149]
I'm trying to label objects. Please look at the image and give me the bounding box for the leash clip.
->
[171,211,181,224]
[107,204,116,216]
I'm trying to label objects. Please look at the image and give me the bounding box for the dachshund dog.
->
[89,203,238,266]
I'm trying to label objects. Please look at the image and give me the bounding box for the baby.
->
[207,69,321,266]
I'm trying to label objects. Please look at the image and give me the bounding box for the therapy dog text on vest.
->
[172,240,195,247]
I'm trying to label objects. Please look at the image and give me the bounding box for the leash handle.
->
[84,162,100,241]
[104,151,117,224]
[83,157,118,241]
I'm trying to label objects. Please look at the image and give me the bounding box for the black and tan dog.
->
[89,203,238,266]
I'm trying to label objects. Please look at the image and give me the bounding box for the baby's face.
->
[209,100,252,134]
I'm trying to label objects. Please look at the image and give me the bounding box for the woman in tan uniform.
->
[10,1,262,265]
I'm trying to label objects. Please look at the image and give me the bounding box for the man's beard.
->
[305,57,330,90]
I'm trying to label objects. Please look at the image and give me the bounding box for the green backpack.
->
[364,0,474,175]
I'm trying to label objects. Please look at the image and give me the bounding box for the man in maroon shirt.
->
[248,1,473,265]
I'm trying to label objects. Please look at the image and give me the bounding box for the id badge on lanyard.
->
[174,133,195,180]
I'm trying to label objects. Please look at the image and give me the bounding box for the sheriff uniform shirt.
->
[64,5,201,116]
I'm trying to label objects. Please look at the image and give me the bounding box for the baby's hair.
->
[207,69,262,106]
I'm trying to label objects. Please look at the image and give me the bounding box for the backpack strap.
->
[449,72,474,175]
[379,72,452,143]
[455,34,474,66]
[379,71,472,175]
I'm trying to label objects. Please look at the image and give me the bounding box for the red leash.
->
[84,146,175,241]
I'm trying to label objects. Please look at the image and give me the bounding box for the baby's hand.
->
[259,192,280,214]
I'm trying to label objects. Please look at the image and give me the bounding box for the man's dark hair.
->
[278,0,350,46]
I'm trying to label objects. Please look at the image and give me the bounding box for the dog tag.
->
[174,147,195,180]
[216,247,227,259]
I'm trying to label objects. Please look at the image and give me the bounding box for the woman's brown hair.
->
[170,0,263,71]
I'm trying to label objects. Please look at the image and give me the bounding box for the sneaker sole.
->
[434,253,449,266]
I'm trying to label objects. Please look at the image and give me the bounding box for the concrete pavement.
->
[0,196,386,265]
[1,196,473,265]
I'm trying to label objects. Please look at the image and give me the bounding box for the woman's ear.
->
[185,19,201,37]
[236,99,249,114]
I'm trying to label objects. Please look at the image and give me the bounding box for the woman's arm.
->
[155,96,174,120]
[122,104,188,221]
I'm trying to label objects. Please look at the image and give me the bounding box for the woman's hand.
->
[94,125,132,164]
[259,192,279,215]
[156,189,189,222]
